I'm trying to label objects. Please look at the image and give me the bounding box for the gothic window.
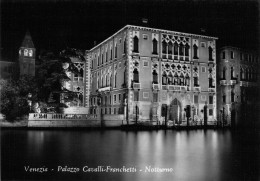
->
[209,75,214,88]
[101,53,104,64]
[104,75,107,87]
[222,67,226,79]
[185,44,190,57]
[174,42,178,55]
[193,44,198,59]
[74,68,83,82]
[162,41,167,54]
[231,51,234,59]
[193,74,199,87]
[133,69,139,83]
[114,44,117,59]
[168,73,173,85]
[123,38,126,54]
[231,67,235,79]
[29,50,33,57]
[152,70,158,84]
[106,50,108,62]
[152,39,158,54]
[162,72,167,85]
[114,72,117,88]
[185,74,190,86]
[24,49,28,56]
[101,76,103,87]
[208,46,213,61]
[179,73,184,85]
[124,68,127,85]
[179,43,184,56]
[174,73,178,85]
[110,47,113,60]
[133,36,139,53]
[168,41,173,54]
[97,78,99,89]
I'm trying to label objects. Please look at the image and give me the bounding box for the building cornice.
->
[88,25,218,52]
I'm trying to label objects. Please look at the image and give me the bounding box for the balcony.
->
[194,86,201,92]
[240,81,247,87]
[98,86,111,92]
[133,82,141,90]
[230,79,237,85]
[220,80,227,85]
[208,88,215,92]
[162,85,168,90]
[152,83,160,90]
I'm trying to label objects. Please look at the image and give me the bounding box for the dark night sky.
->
[1,0,259,61]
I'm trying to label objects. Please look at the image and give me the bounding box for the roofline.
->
[88,25,218,52]
[219,46,258,54]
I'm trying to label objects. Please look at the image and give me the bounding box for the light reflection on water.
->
[1,129,259,181]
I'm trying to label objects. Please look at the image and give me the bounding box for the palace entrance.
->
[169,98,182,124]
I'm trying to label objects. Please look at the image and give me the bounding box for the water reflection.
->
[1,129,259,181]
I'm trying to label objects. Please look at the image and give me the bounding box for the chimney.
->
[142,18,148,24]
[94,41,97,46]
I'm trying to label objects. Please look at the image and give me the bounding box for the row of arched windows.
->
[92,39,127,69]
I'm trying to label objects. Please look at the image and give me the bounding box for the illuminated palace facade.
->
[87,25,217,125]
[217,46,259,127]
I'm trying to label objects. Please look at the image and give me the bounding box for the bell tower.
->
[19,31,36,76]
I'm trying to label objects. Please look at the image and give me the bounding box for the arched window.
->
[162,41,167,54]
[179,43,184,56]
[152,70,158,84]
[162,72,167,85]
[114,44,117,58]
[152,39,158,54]
[24,49,28,56]
[110,47,113,60]
[114,72,117,88]
[185,44,190,57]
[168,41,173,55]
[168,73,173,85]
[104,75,107,87]
[222,67,226,79]
[97,78,99,89]
[97,55,100,66]
[193,44,198,59]
[123,39,127,54]
[185,74,190,86]
[193,74,199,87]
[101,53,104,64]
[174,42,178,55]
[209,74,213,88]
[174,73,178,85]
[231,67,235,79]
[179,73,184,85]
[133,36,139,53]
[101,76,103,87]
[106,50,108,62]
[29,50,33,57]
[208,46,213,61]
[124,68,127,85]
[240,68,244,80]
[133,69,139,83]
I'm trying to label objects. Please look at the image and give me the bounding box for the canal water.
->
[1,129,260,181]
